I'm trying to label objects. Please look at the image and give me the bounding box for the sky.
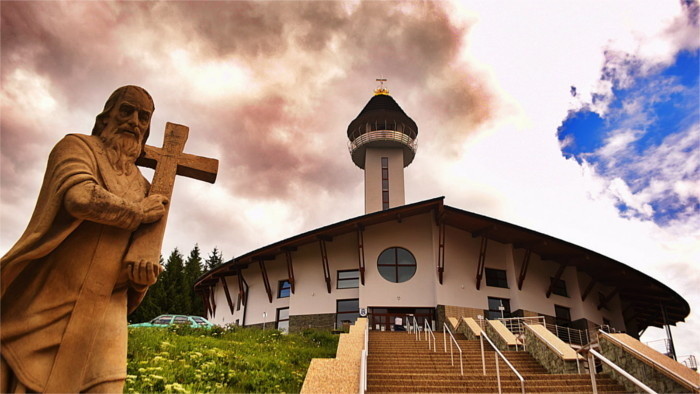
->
[1,1,698,359]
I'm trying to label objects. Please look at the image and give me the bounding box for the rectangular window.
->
[337,270,360,289]
[554,305,572,327]
[276,307,290,333]
[278,280,291,298]
[381,157,389,210]
[336,299,360,329]
[485,268,508,288]
[486,297,511,320]
[551,277,568,297]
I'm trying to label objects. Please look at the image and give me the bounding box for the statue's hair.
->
[92,85,155,147]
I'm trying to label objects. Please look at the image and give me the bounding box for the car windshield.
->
[152,316,172,324]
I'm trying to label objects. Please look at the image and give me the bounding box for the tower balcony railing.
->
[348,130,417,154]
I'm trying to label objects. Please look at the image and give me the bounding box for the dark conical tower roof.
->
[346,91,418,169]
[346,94,418,140]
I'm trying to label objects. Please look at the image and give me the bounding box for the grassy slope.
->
[127,326,338,393]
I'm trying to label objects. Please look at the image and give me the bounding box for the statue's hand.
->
[127,259,164,286]
[140,194,169,223]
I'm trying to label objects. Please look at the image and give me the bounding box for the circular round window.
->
[377,247,416,283]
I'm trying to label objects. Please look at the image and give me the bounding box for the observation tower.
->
[347,80,418,213]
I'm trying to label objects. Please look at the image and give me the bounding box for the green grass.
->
[126,325,338,393]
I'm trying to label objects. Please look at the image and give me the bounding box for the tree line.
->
[129,244,225,323]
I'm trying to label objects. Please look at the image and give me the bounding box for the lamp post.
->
[262,312,267,330]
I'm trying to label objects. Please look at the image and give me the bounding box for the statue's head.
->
[92,85,155,150]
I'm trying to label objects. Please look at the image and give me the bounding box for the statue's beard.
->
[101,128,141,176]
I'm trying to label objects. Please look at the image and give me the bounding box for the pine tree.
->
[163,248,187,314]
[205,247,224,271]
[184,244,204,316]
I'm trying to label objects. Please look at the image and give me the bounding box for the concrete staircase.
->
[366,331,629,393]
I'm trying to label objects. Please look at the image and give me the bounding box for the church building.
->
[194,84,690,340]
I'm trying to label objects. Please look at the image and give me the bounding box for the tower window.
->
[485,268,508,288]
[381,157,389,210]
[377,247,416,283]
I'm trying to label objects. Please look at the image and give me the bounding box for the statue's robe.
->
[1,134,150,392]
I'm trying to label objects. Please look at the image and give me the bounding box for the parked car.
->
[129,314,214,328]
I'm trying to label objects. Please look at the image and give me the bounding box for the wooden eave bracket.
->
[258,260,273,303]
[438,222,445,284]
[284,250,296,294]
[517,249,532,290]
[475,236,488,290]
[357,226,366,286]
[545,263,567,298]
[236,270,248,310]
[318,239,332,293]
[581,279,596,302]
[220,276,235,314]
[208,285,217,316]
[597,289,619,310]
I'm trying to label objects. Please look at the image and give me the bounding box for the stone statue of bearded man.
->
[1,86,168,393]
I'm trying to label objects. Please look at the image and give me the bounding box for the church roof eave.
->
[194,197,691,330]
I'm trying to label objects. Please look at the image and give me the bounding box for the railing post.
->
[443,326,447,352]
[480,332,486,375]
[495,352,502,394]
[588,352,598,394]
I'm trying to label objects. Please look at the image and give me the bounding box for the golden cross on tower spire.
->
[374,77,390,96]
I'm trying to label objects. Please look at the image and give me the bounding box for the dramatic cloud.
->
[1,0,697,357]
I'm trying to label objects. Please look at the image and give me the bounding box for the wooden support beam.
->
[438,222,445,284]
[357,226,366,285]
[258,260,273,303]
[284,250,296,294]
[318,239,332,293]
[209,285,217,316]
[546,263,567,298]
[202,288,212,317]
[597,289,619,310]
[472,225,497,239]
[236,269,247,309]
[581,279,596,302]
[475,236,488,290]
[517,249,532,290]
[433,205,445,226]
[220,276,235,315]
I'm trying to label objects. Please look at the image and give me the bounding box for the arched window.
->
[377,247,416,283]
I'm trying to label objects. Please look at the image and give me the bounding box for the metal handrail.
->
[480,328,525,394]
[443,323,464,376]
[587,349,656,394]
[359,323,368,394]
[348,130,417,153]
[424,318,436,352]
[410,316,420,341]
[599,331,700,391]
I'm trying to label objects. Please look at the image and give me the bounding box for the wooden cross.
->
[128,122,219,264]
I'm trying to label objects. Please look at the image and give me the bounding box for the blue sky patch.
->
[557,49,700,225]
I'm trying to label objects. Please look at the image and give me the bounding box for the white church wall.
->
[436,226,486,310]
[288,242,338,316]
[360,213,435,308]
[240,258,290,326]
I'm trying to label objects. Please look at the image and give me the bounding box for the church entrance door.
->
[369,307,434,331]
